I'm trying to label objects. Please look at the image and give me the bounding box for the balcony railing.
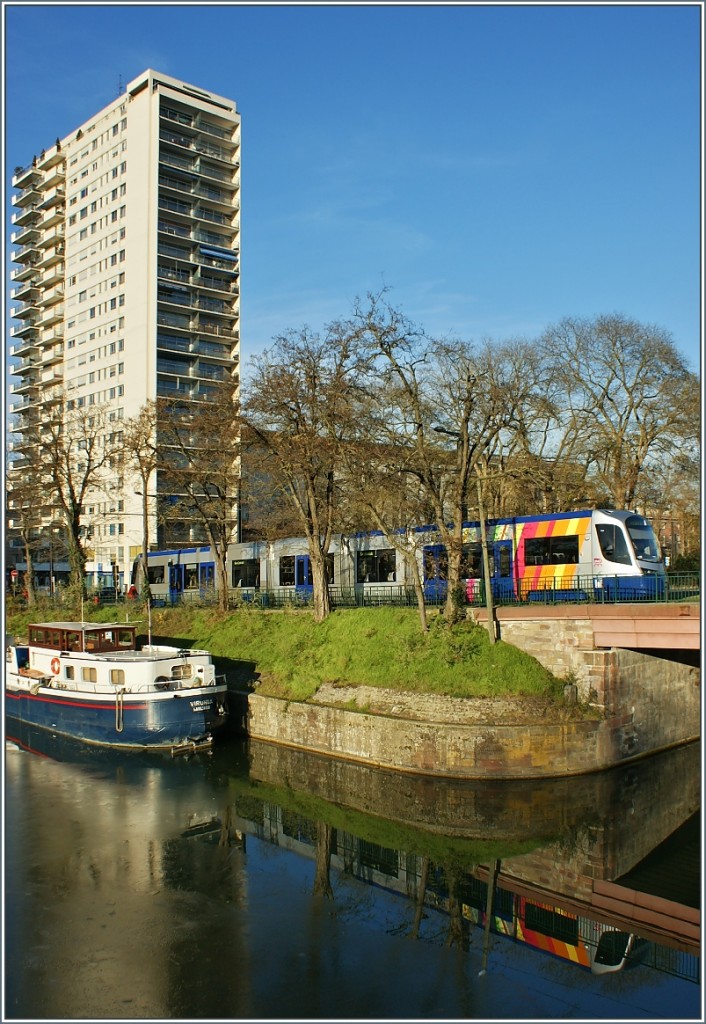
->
[158,221,191,239]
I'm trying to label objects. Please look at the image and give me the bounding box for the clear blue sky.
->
[4,2,702,372]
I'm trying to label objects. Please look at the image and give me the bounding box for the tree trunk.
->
[22,540,36,609]
[310,548,331,623]
[214,542,230,612]
[312,821,333,899]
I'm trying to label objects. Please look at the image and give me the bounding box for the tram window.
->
[184,563,199,589]
[147,565,164,584]
[596,524,631,565]
[498,546,512,577]
[525,536,579,566]
[279,555,295,586]
[357,549,396,583]
[232,558,259,588]
[524,902,579,946]
[423,548,448,581]
[460,543,483,579]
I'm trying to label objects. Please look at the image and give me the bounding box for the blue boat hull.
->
[6,687,229,750]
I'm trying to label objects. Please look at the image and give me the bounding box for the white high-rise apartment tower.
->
[9,69,241,590]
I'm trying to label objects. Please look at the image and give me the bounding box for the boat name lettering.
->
[190,699,212,711]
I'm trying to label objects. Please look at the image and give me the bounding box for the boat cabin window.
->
[118,630,134,647]
[66,632,81,651]
[82,667,97,682]
[65,666,75,680]
[171,664,193,680]
[110,669,125,685]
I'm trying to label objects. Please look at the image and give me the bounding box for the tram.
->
[132,508,665,605]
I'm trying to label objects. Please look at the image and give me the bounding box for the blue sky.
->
[4,2,702,372]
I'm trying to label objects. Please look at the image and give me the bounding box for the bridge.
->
[489,602,700,653]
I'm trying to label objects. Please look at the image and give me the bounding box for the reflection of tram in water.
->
[136,508,665,605]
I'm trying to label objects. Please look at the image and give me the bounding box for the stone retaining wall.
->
[246,611,700,778]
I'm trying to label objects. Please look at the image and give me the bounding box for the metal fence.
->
[142,571,700,610]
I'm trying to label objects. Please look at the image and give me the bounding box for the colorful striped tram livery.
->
[136,508,665,605]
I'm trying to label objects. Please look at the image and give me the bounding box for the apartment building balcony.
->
[158,219,192,241]
[193,270,238,296]
[11,260,41,282]
[11,223,41,248]
[41,262,65,288]
[157,263,192,286]
[156,311,195,333]
[10,339,39,359]
[11,375,39,396]
[194,117,235,143]
[41,344,64,366]
[157,240,194,263]
[40,367,64,387]
[13,162,41,189]
[196,318,235,340]
[159,152,197,176]
[11,279,40,302]
[12,204,42,227]
[193,160,236,186]
[11,299,40,320]
[42,164,66,191]
[196,296,235,317]
[12,242,42,265]
[39,185,65,209]
[38,304,64,328]
[193,227,233,249]
[37,144,64,171]
[38,244,65,269]
[158,195,194,220]
[193,184,238,213]
[39,284,65,307]
[39,327,64,346]
[38,223,65,249]
[40,205,65,230]
[11,319,40,339]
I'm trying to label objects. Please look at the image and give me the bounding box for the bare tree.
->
[6,471,44,609]
[351,292,527,626]
[157,381,241,612]
[540,314,700,509]
[243,326,370,623]
[122,403,159,595]
[29,402,118,599]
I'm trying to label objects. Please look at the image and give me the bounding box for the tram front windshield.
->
[625,515,663,563]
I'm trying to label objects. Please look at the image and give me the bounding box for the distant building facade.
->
[8,69,241,588]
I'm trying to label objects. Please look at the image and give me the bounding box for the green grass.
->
[6,600,564,702]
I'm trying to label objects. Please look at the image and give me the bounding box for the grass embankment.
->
[6,601,565,703]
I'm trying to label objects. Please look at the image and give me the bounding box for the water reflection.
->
[4,724,700,1020]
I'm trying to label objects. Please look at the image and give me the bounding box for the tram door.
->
[295,555,313,596]
[168,564,183,603]
[492,540,514,599]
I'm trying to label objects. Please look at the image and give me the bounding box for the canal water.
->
[4,725,701,1021]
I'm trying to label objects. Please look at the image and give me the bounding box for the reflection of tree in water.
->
[313,821,333,900]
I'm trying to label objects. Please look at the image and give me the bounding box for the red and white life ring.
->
[50,658,61,675]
